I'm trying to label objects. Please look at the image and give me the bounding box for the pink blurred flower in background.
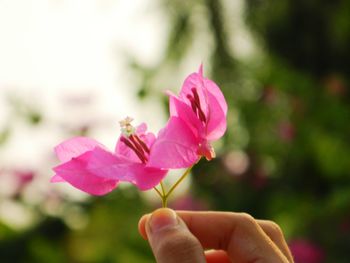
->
[52,118,168,195]
[278,121,295,142]
[252,167,268,190]
[261,85,278,105]
[324,74,346,97]
[339,216,350,234]
[149,65,227,169]
[289,239,325,263]
[0,169,35,198]
[13,170,35,197]
[223,150,250,176]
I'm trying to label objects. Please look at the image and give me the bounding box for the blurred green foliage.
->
[1,0,350,262]
[0,190,154,263]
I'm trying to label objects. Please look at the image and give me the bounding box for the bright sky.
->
[0,0,169,169]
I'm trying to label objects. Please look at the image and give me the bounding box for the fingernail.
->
[148,208,178,233]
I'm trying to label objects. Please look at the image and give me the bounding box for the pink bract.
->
[149,65,227,169]
[52,123,168,195]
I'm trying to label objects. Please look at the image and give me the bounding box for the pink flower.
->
[51,118,168,195]
[149,65,227,168]
[278,121,295,142]
[289,239,325,263]
[14,170,35,196]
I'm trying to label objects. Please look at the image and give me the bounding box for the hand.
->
[138,208,293,263]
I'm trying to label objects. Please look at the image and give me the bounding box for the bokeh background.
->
[1,0,349,262]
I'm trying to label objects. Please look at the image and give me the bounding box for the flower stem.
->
[165,166,193,199]
[159,181,167,208]
[154,166,193,208]
[153,187,163,199]
[160,181,166,196]
[161,196,167,208]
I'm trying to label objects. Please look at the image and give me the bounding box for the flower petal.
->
[176,65,227,141]
[203,77,227,118]
[169,94,204,138]
[179,71,209,117]
[80,147,167,190]
[50,174,65,182]
[116,164,167,191]
[179,65,221,118]
[148,117,200,169]
[54,137,105,163]
[53,150,119,196]
[179,65,227,132]
[206,88,227,141]
[136,122,147,134]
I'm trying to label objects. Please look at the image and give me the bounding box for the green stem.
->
[165,166,193,199]
[155,184,167,207]
[153,187,163,199]
[160,181,166,196]
[155,166,193,208]
[161,196,167,208]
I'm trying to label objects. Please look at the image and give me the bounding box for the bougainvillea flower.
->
[51,118,168,195]
[149,65,227,169]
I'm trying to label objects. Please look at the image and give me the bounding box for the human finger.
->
[205,250,231,263]
[257,220,294,262]
[166,211,290,262]
[144,208,206,263]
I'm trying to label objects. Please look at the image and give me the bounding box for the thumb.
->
[145,208,206,263]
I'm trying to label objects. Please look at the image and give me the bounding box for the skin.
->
[138,209,294,263]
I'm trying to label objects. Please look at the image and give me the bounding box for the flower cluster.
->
[51,65,227,202]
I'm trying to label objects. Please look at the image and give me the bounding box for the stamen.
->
[186,94,198,114]
[197,106,206,123]
[129,135,147,156]
[119,116,134,128]
[119,117,151,163]
[191,88,200,104]
[190,88,207,123]
[133,134,150,154]
[120,136,147,163]
[119,116,135,136]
